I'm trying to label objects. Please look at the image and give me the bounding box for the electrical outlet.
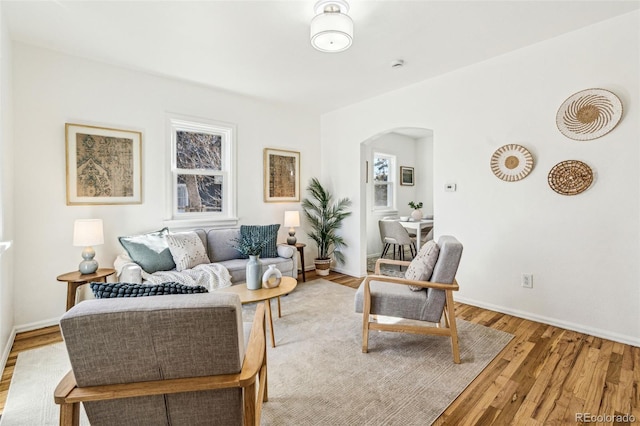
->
[521,273,533,288]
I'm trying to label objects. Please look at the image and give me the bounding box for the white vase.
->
[246,255,262,290]
[262,264,282,288]
[411,209,423,221]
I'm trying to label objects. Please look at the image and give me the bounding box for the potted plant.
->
[301,178,352,276]
[231,230,267,290]
[408,201,423,221]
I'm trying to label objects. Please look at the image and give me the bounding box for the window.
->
[167,115,236,225]
[373,152,395,210]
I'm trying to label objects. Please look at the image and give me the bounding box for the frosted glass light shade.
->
[310,12,353,52]
[73,219,104,247]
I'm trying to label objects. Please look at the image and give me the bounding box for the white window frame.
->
[372,152,396,211]
[164,114,237,229]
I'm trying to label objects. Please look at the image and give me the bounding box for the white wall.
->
[12,43,320,328]
[0,4,15,364]
[321,12,640,345]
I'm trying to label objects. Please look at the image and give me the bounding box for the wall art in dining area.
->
[556,88,622,141]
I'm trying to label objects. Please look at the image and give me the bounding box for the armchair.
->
[355,235,463,363]
[54,293,267,426]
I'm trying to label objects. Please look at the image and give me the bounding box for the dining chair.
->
[378,220,417,261]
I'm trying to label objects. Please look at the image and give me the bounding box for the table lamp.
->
[283,211,300,245]
[73,219,104,274]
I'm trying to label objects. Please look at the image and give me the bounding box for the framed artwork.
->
[400,166,415,186]
[263,148,300,202]
[66,123,142,205]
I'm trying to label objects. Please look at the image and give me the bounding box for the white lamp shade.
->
[310,12,353,52]
[73,219,104,247]
[283,211,301,228]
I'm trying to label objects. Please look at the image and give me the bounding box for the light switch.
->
[445,183,457,192]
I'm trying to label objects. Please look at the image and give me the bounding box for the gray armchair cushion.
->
[355,235,463,323]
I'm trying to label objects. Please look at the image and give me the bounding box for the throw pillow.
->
[405,241,440,291]
[166,231,211,272]
[90,282,208,298]
[118,228,176,274]
[240,224,280,258]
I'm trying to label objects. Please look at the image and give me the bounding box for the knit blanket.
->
[142,263,232,292]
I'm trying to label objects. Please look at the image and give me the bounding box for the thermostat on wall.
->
[445,183,457,192]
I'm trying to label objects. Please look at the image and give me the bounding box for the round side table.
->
[56,268,116,311]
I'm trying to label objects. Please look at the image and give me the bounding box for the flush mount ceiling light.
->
[310,0,353,53]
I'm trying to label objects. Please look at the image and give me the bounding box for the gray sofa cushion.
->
[206,228,243,262]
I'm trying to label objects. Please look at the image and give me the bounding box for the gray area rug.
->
[1,279,512,425]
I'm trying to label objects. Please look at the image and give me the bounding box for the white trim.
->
[455,295,640,347]
[165,113,237,225]
[162,217,239,231]
[15,317,60,334]
[0,327,17,377]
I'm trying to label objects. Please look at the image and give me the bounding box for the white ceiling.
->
[3,1,639,113]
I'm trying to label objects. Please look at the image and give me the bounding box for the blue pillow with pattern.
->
[240,224,280,258]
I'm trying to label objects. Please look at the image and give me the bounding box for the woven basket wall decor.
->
[490,144,534,182]
[556,88,622,141]
[547,160,593,195]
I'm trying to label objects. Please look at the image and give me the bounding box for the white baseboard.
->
[455,295,640,347]
[0,327,17,375]
[15,317,59,334]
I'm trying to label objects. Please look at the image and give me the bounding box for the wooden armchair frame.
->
[54,303,268,426]
[361,258,461,363]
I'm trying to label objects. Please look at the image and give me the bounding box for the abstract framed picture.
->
[263,148,300,203]
[400,166,415,186]
[65,123,142,205]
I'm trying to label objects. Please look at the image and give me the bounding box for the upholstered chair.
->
[378,220,417,260]
[55,293,267,426]
[355,235,463,363]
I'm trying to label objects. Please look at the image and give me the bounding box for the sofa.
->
[114,227,298,288]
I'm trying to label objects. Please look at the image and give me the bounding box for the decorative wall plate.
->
[490,144,534,182]
[548,160,593,196]
[556,88,622,141]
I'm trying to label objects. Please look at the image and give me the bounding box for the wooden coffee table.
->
[217,276,297,348]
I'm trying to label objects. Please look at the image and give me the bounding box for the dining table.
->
[398,219,434,250]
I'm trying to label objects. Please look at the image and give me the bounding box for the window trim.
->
[372,152,396,211]
[165,114,237,228]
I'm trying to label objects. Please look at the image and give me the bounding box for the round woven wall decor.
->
[547,160,593,196]
[490,144,534,182]
[556,88,622,141]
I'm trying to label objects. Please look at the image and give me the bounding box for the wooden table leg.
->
[66,282,81,311]
[277,296,281,318]
[265,298,276,348]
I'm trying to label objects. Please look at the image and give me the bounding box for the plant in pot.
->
[231,230,267,290]
[301,178,352,276]
[408,201,423,221]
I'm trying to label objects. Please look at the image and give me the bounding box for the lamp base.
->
[79,246,99,275]
[287,231,297,245]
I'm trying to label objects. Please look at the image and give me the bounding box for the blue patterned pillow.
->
[90,282,208,298]
[240,224,280,258]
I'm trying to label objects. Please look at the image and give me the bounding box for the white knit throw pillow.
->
[405,241,440,291]
[166,232,210,272]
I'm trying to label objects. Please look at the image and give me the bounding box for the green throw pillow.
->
[240,224,280,258]
[118,228,176,274]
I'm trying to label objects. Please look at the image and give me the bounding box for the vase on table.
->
[246,255,263,290]
[262,264,282,288]
[410,209,423,221]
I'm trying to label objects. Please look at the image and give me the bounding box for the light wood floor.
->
[1,270,638,425]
